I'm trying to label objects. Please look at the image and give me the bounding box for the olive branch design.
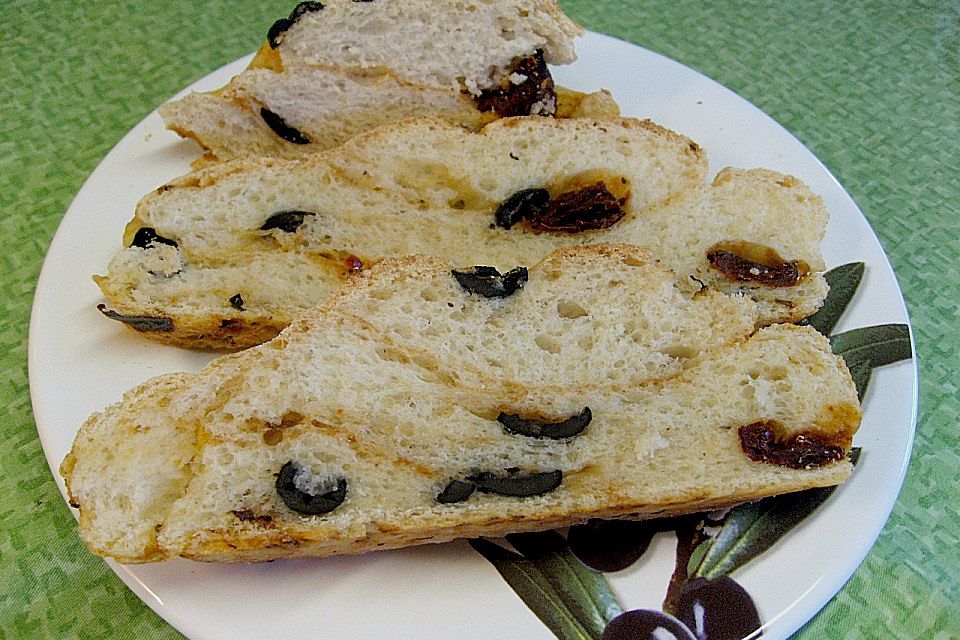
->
[470,263,912,640]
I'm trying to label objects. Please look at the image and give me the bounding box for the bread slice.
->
[96,117,829,350]
[63,246,861,563]
[159,0,620,163]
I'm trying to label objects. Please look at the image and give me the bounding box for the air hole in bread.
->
[534,334,562,354]
[556,301,588,319]
[370,289,393,300]
[484,356,504,369]
[376,346,410,365]
[764,367,789,381]
[659,345,696,359]
[357,17,390,36]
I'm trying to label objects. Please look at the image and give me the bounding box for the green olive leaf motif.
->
[847,359,874,402]
[506,531,624,638]
[690,449,862,580]
[829,323,912,400]
[468,538,596,640]
[830,323,913,367]
[799,262,865,335]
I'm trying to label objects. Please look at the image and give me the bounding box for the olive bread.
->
[63,245,861,563]
[96,116,829,349]
[159,0,619,164]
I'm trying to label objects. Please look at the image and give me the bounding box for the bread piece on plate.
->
[63,246,861,563]
[159,0,620,164]
[96,117,829,350]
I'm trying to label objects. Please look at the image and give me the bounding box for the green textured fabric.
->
[1,1,956,638]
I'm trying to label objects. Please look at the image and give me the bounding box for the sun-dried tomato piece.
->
[528,182,625,232]
[475,50,556,117]
[230,509,274,525]
[707,242,808,287]
[345,255,364,272]
[739,421,846,469]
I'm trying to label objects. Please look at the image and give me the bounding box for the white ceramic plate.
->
[30,31,917,640]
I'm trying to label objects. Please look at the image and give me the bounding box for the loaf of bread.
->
[159,0,619,164]
[63,245,861,563]
[96,116,829,349]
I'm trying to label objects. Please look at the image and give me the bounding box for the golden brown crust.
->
[102,310,290,351]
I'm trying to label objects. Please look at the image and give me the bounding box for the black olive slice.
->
[260,107,311,145]
[260,210,316,232]
[130,227,178,249]
[498,407,591,439]
[494,188,550,229]
[275,461,347,515]
[267,1,325,48]
[436,480,476,504]
[451,265,527,298]
[97,304,174,332]
[468,469,563,497]
[229,294,245,310]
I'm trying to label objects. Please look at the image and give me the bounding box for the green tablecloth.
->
[1,1,956,637]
